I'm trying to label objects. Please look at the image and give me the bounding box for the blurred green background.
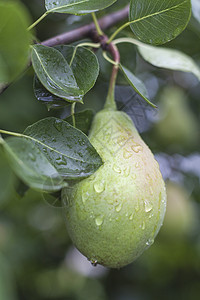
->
[0,1,200,299]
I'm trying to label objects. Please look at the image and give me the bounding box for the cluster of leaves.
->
[0,0,200,194]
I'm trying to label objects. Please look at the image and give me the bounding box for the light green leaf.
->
[137,43,200,80]
[45,0,116,14]
[129,0,191,45]
[0,2,31,84]
[31,45,84,103]
[120,65,157,108]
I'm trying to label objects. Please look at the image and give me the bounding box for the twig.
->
[42,5,129,47]
[92,35,120,110]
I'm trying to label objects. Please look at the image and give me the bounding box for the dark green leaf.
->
[24,117,103,179]
[31,45,84,103]
[34,76,70,109]
[120,65,157,108]
[65,110,94,134]
[55,45,99,94]
[0,2,31,84]
[45,0,116,14]
[129,0,191,45]
[2,137,66,192]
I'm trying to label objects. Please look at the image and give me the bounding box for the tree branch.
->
[42,5,129,47]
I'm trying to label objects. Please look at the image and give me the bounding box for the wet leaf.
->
[31,45,84,103]
[24,117,103,179]
[55,45,99,94]
[129,0,191,45]
[45,0,116,14]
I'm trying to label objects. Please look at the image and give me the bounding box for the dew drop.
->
[131,144,143,153]
[124,166,131,177]
[28,153,36,161]
[129,213,134,220]
[82,191,89,204]
[54,119,62,132]
[144,199,153,212]
[115,203,122,212]
[94,182,105,193]
[135,201,140,212]
[146,238,154,246]
[132,174,137,180]
[95,216,104,226]
[135,162,139,168]
[56,157,67,166]
[142,221,145,230]
[90,259,98,267]
[149,213,154,219]
[117,136,126,146]
[113,164,121,173]
[150,186,153,195]
[123,149,133,159]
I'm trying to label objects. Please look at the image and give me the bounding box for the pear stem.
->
[104,43,120,111]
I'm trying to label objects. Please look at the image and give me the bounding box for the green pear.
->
[154,86,199,149]
[160,182,197,239]
[62,109,166,268]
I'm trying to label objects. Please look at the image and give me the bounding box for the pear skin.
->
[62,109,166,268]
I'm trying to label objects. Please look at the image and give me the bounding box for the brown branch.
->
[42,5,129,46]
[0,5,129,95]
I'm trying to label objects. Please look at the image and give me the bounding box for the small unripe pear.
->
[161,182,196,239]
[62,109,166,268]
[154,86,199,149]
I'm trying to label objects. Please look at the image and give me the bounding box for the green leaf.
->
[31,45,84,103]
[0,1,31,84]
[24,117,103,179]
[2,138,66,192]
[129,0,191,45]
[65,110,94,134]
[45,0,116,14]
[137,43,200,80]
[119,65,157,108]
[34,76,70,109]
[191,0,200,23]
[55,45,99,94]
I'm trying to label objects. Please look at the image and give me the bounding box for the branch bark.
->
[42,5,129,47]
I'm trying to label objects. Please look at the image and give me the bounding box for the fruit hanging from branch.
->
[62,107,166,268]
